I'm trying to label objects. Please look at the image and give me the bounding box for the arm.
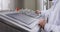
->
[44,23,60,32]
[39,18,60,32]
[44,1,60,32]
[41,6,54,17]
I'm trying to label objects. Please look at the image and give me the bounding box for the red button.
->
[16,7,20,12]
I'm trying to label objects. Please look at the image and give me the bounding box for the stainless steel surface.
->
[0,22,21,32]
[0,11,40,32]
[6,13,36,25]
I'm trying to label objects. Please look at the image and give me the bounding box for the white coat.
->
[41,0,60,32]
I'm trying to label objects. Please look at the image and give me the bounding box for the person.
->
[36,0,60,32]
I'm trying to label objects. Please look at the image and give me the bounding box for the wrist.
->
[41,23,46,29]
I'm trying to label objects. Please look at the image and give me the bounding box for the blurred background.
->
[0,0,53,11]
[0,0,53,32]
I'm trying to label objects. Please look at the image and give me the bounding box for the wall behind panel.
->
[8,0,24,10]
[0,0,15,10]
[0,0,36,10]
[15,0,24,9]
[24,0,36,10]
[0,0,24,10]
[0,0,2,10]
[8,0,15,10]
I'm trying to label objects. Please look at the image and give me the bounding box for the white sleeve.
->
[41,10,49,17]
[44,1,60,32]
[44,23,60,32]
[41,6,54,17]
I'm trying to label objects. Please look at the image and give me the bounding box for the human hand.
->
[35,10,41,14]
[39,19,47,29]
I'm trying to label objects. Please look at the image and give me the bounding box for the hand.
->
[39,19,47,28]
[35,10,41,14]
